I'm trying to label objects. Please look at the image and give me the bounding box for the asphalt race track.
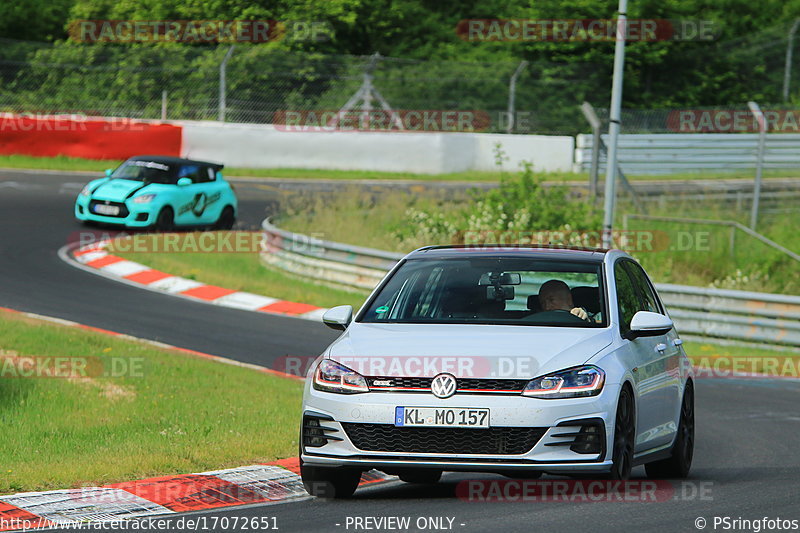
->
[1,169,798,533]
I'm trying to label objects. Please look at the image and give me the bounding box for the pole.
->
[161,90,167,120]
[602,0,628,248]
[507,60,528,133]
[747,101,766,230]
[783,19,800,103]
[580,101,602,203]
[218,45,235,122]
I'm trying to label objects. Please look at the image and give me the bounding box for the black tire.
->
[215,206,235,230]
[398,470,442,484]
[645,382,694,479]
[607,386,635,480]
[300,464,361,499]
[154,207,174,232]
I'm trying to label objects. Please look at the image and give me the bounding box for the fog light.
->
[571,424,603,454]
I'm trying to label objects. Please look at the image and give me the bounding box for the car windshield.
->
[360,257,606,327]
[111,160,175,184]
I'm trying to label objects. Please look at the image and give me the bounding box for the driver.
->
[537,279,590,321]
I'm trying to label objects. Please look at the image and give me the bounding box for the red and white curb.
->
[59,239,329,321]
[0,307,392,531]
[0,461,392,531]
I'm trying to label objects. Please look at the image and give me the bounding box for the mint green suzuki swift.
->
[74,155,237,230]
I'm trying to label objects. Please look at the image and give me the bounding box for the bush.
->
[393,159,601,248]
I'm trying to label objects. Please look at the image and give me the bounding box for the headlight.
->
[79,185,91,196]
[132,194,156,204]
[522,365,605,399]
[313,359,369,394]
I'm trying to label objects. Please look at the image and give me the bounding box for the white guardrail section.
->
[261,219,800,348]
[575,133,800,175]
[180,121,575,173]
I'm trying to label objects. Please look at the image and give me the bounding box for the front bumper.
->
[75,196,154,228]
[300,382,620,474]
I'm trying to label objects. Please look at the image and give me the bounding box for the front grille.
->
[88,200,129,218]
[367,377,527,394]
[458,378,528,392]
[369,377,431,389]
[341,423,547,455]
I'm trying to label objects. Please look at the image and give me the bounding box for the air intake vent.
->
[302,412,343,449]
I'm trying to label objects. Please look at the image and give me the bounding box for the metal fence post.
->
[161,90,167,120]
[783,19,800,102]
[506,60,528,133]
[747,101,766,230]
[218,45,235,122]
[602,0,629,249]
[580,102,602,203]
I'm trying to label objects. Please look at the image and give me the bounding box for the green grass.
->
[2,153,800,182]
[684,340,800,375]
[0,308,303,494]
[0,154,122,172]
[623,205,799,294]
[109,232,368,310]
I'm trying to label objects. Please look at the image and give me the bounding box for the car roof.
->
[405,245,609,263]
[127,155,224,170]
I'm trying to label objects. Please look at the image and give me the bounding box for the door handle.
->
[655,343,667,353]
[672,339,683,346]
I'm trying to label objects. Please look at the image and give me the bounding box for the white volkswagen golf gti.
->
[299,246,695,497]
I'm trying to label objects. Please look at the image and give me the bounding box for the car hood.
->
[326,323,613,379]
[90,179,150,201]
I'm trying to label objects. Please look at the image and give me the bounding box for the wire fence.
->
[4,18,800,135]
[0,39,597,135]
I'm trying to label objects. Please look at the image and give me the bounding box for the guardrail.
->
[261,219,800,348]
[575,132,800,175]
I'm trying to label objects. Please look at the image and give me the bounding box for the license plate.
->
[394,407,489,428]
[93,204,120,216]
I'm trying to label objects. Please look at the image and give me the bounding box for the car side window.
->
[624,262,663,314]
[614,261,639,334]
[178,165,203,183]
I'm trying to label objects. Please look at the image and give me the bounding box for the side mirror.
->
[322,305,353,331]
[177,177,193,186]
[625,311,673,340]
[215,171,224,181]
[104,169,113,177]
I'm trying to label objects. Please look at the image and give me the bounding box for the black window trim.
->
[612,258,639,337]
[622,260,665,315]
[613,257,667,338]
